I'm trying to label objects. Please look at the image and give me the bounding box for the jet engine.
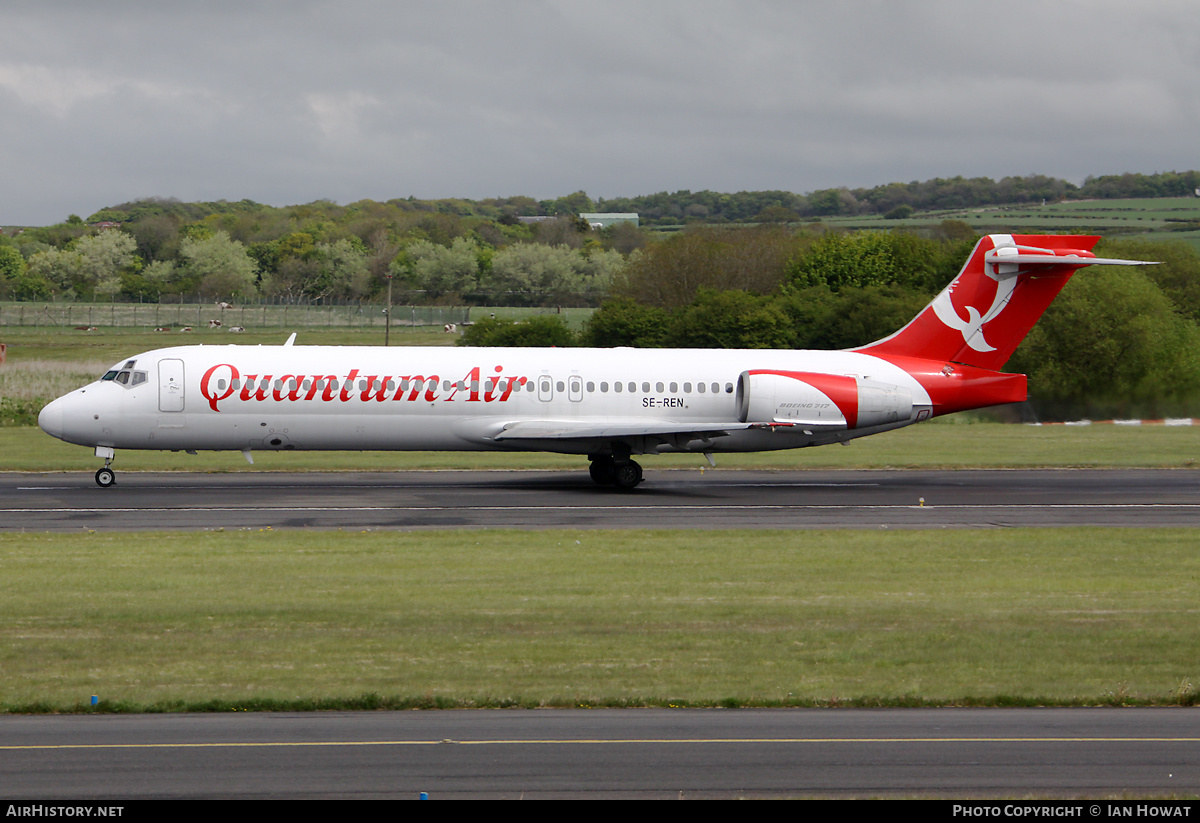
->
[736,369,913,430]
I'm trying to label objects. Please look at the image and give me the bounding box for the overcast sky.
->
[2,0,1197,225]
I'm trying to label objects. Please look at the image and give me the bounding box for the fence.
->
[0,301,471,330]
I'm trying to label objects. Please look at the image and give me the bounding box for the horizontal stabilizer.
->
[983,248,1157,269]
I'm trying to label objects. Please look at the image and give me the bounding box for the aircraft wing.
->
[489,419,757,442]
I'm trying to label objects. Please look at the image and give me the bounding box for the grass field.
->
[4,299,1199,714]
[0,302,593,334]
[0,324,456,362]
[1,528,1196,711]
[824,195,1200,251]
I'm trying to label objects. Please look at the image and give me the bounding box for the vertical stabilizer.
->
[854,234,1149,371]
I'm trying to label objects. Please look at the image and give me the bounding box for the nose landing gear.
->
[94,446,116,488]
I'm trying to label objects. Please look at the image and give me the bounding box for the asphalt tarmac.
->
[3,708,1198,799]
[3,467,1199,531]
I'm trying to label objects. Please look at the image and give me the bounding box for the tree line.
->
[4,189,1200,419]
[461,228,1200,421]
[3,169,1199,302]
[596,171,1200,225]
[0,199,639,306]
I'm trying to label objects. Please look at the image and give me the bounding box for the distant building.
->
[579,213,639,228]
[516,213,640,229]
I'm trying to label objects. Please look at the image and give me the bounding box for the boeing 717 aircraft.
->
[38,234,1151,489]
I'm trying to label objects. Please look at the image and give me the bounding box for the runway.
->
[3,708,1199,799]
[2,467,1199,531]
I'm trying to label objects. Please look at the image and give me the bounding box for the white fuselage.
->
[39,343,934,457]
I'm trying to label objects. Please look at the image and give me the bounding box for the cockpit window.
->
[102,367,147,387]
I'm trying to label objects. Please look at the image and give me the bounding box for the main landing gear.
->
[588,455,643,490]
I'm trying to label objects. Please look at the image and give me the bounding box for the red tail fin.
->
[853,234,1150,371]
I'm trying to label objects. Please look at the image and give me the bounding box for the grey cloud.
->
[1,0,1197,224]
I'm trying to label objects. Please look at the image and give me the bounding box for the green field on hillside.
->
[823,196,1200,251]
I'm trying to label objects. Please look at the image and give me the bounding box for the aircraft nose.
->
[38,397,64,440]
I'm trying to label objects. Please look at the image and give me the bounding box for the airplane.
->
[38,234,1152,490]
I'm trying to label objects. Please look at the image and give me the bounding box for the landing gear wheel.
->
[613,460,643,490]
[95,467,116,488]
[589,457,616,486]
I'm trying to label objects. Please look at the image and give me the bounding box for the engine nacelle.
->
[736,370,913,430]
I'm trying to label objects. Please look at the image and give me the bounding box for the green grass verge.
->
[1,528,1196,712]
[4,420,1199,473]
[0,325,456,364]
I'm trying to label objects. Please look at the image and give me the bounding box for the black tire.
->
[95,467,116,488]
[613,460,642,490]
[589,458,616,485]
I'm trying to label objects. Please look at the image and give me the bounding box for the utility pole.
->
[383,274,392,346]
